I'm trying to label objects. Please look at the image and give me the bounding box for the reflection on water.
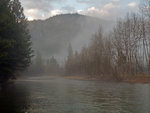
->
[0,76,150,113]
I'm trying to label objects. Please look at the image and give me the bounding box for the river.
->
[0,76,150,113]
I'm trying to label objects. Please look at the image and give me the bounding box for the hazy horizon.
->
[20,0,140,21]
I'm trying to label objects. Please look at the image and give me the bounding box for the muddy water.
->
[0,76,150,113]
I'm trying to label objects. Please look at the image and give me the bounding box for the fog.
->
[28,14,114,64]
[2,0,150,113]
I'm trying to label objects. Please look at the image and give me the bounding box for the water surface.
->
[0,76,150,113]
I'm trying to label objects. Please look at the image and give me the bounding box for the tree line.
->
[27,51,61,76]
[65,0,150,78]
[0,0,32,81]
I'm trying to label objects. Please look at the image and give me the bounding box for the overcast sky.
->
[20,0,140,21]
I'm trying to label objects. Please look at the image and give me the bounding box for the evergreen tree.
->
[0,0,32,81]
[35,51,44,74]
[47,56,59,74]
[65,43,74,74]
[67,43,73,60]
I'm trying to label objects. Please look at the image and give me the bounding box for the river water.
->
[0,76,150,113]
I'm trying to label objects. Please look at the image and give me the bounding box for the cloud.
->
[24,9,40,20]
[61,6,76,13]
[76,0,95,4]
[50,10,63,16]
[128,2,137,7]
[104,2,120,10]
[79,7,109,18]
[78,1,120,19]
[20,0,66,20]
[21,0,55,12]
[111,0,120,2]
[20,0,139,20]
[128,2,138,12]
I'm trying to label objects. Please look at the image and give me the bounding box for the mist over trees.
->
[28,14,113,62]
[0,0,32,81]
[64,1,150,79]
[27,51,60,76]
[46,56,60,75]
[1,0,150,81]
[27,13,113,76]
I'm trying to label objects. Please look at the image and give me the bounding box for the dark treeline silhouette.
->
[64,0,150,79]
[0,0,32,82]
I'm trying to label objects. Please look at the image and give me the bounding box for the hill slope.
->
[28,14,113,61]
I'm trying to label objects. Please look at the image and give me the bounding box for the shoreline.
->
[63,75,150,84]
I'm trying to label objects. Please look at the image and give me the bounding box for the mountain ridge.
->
[28,13,113,61]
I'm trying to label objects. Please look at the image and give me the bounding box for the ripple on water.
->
[0,77,150,113]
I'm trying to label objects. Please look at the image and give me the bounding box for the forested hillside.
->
[28,14,113,60]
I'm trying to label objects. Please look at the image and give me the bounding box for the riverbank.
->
[64,75,150,84]
[123,76,150,84]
